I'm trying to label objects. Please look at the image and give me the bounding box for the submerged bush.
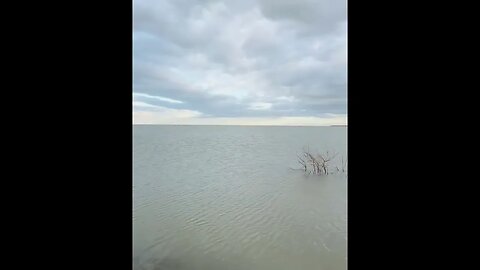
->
[295,147,346,175]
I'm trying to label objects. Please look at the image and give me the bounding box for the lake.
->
[134,125,347,270]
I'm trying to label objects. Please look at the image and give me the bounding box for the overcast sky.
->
[133,0,347,125]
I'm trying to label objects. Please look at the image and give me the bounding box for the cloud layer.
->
[134,0,346,125]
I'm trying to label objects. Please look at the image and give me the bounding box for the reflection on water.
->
[134,126,347,270]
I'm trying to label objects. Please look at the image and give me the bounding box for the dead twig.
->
[296,148,346,176]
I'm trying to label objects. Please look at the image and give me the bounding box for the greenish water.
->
[134,126,347,270]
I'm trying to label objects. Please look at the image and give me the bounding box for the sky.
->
[133,0,347,126]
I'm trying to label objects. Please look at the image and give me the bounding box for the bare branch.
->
[296,148,346,176]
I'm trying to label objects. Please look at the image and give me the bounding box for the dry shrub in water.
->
[296,147,346,175]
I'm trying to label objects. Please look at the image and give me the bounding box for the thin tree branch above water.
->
[293,147,347,175]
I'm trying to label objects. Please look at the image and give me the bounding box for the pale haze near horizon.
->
[133,0,347,126]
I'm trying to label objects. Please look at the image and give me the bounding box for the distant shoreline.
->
[133,124,347,127]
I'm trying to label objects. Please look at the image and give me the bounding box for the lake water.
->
[133,125,347,270]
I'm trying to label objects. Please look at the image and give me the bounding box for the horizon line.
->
[132,124,348,127]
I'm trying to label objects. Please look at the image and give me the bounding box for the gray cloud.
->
[134,0,346,124]
[257,0,346,35]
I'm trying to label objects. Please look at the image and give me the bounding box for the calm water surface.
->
[134,126,347,270]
